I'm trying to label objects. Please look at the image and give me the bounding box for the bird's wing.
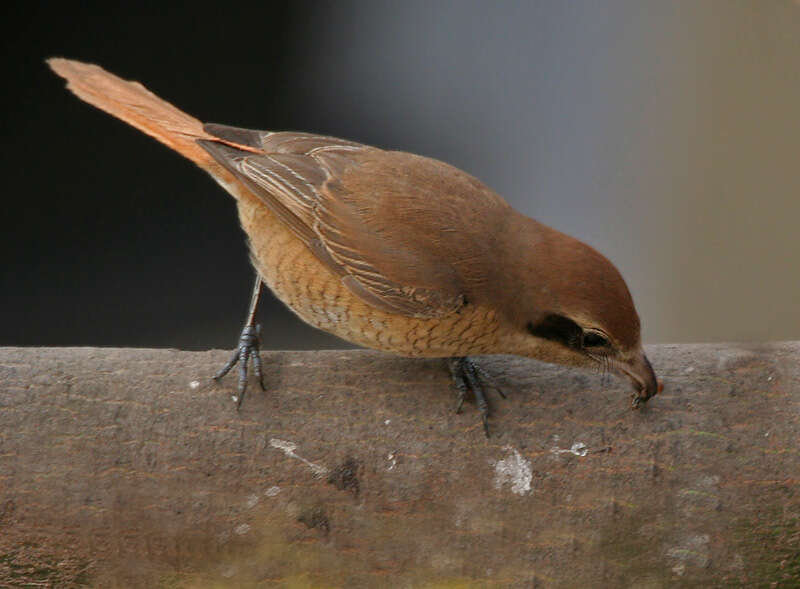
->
[199,124,509,318]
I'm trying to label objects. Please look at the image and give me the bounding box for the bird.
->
[48,58,659,435]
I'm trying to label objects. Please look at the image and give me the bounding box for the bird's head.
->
[496,216,659,405]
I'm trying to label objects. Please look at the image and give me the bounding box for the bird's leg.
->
[214,276,265,408]
[448,357,506,437]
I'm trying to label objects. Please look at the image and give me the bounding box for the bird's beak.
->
[619,350,659,408]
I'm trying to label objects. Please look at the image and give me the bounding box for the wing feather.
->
[200,125,508,318]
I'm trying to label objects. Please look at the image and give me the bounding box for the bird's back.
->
[201,124,514,319]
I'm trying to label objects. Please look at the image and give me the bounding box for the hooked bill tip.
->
[625,351,659,408]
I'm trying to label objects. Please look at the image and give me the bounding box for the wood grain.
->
[0,344,798,587]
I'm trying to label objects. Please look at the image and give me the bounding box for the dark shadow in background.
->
[1,1,359,350]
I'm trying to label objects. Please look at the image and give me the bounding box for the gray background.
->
[3,1,799,349]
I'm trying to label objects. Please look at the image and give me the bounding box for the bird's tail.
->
[48,58,252,172]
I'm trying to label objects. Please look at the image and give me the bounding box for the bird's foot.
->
[448,357,506,437]
[214,323,265,408]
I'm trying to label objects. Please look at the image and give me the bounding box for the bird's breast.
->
[235,192,503,357]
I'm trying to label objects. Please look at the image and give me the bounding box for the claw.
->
[214,323,263,408]
[214,348,240,382]
[237,347,250,409]
[472,362,506,399]
[251,348,266,392]
[448,357,506,437]
[214,277,266,407]
[449,358,469,414]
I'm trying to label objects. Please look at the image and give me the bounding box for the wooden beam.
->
[1,344,798,587]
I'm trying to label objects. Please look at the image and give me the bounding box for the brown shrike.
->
[49,58,659,435]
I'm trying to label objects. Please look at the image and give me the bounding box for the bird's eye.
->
[582,331,609,348]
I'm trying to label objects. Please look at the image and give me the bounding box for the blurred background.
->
[2,1,799,350]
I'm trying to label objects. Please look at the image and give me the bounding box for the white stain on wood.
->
[491,446,532,495]
[269,438,329,477]
[551,442,588,457]
[667,534,711,569]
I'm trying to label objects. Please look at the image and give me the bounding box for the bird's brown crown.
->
[495,213,641,356]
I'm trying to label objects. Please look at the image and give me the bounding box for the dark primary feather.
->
[199,124,512,318]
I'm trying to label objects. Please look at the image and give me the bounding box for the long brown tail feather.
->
[47,58,254,170]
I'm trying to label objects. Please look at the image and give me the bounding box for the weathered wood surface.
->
[0,344,798,588]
